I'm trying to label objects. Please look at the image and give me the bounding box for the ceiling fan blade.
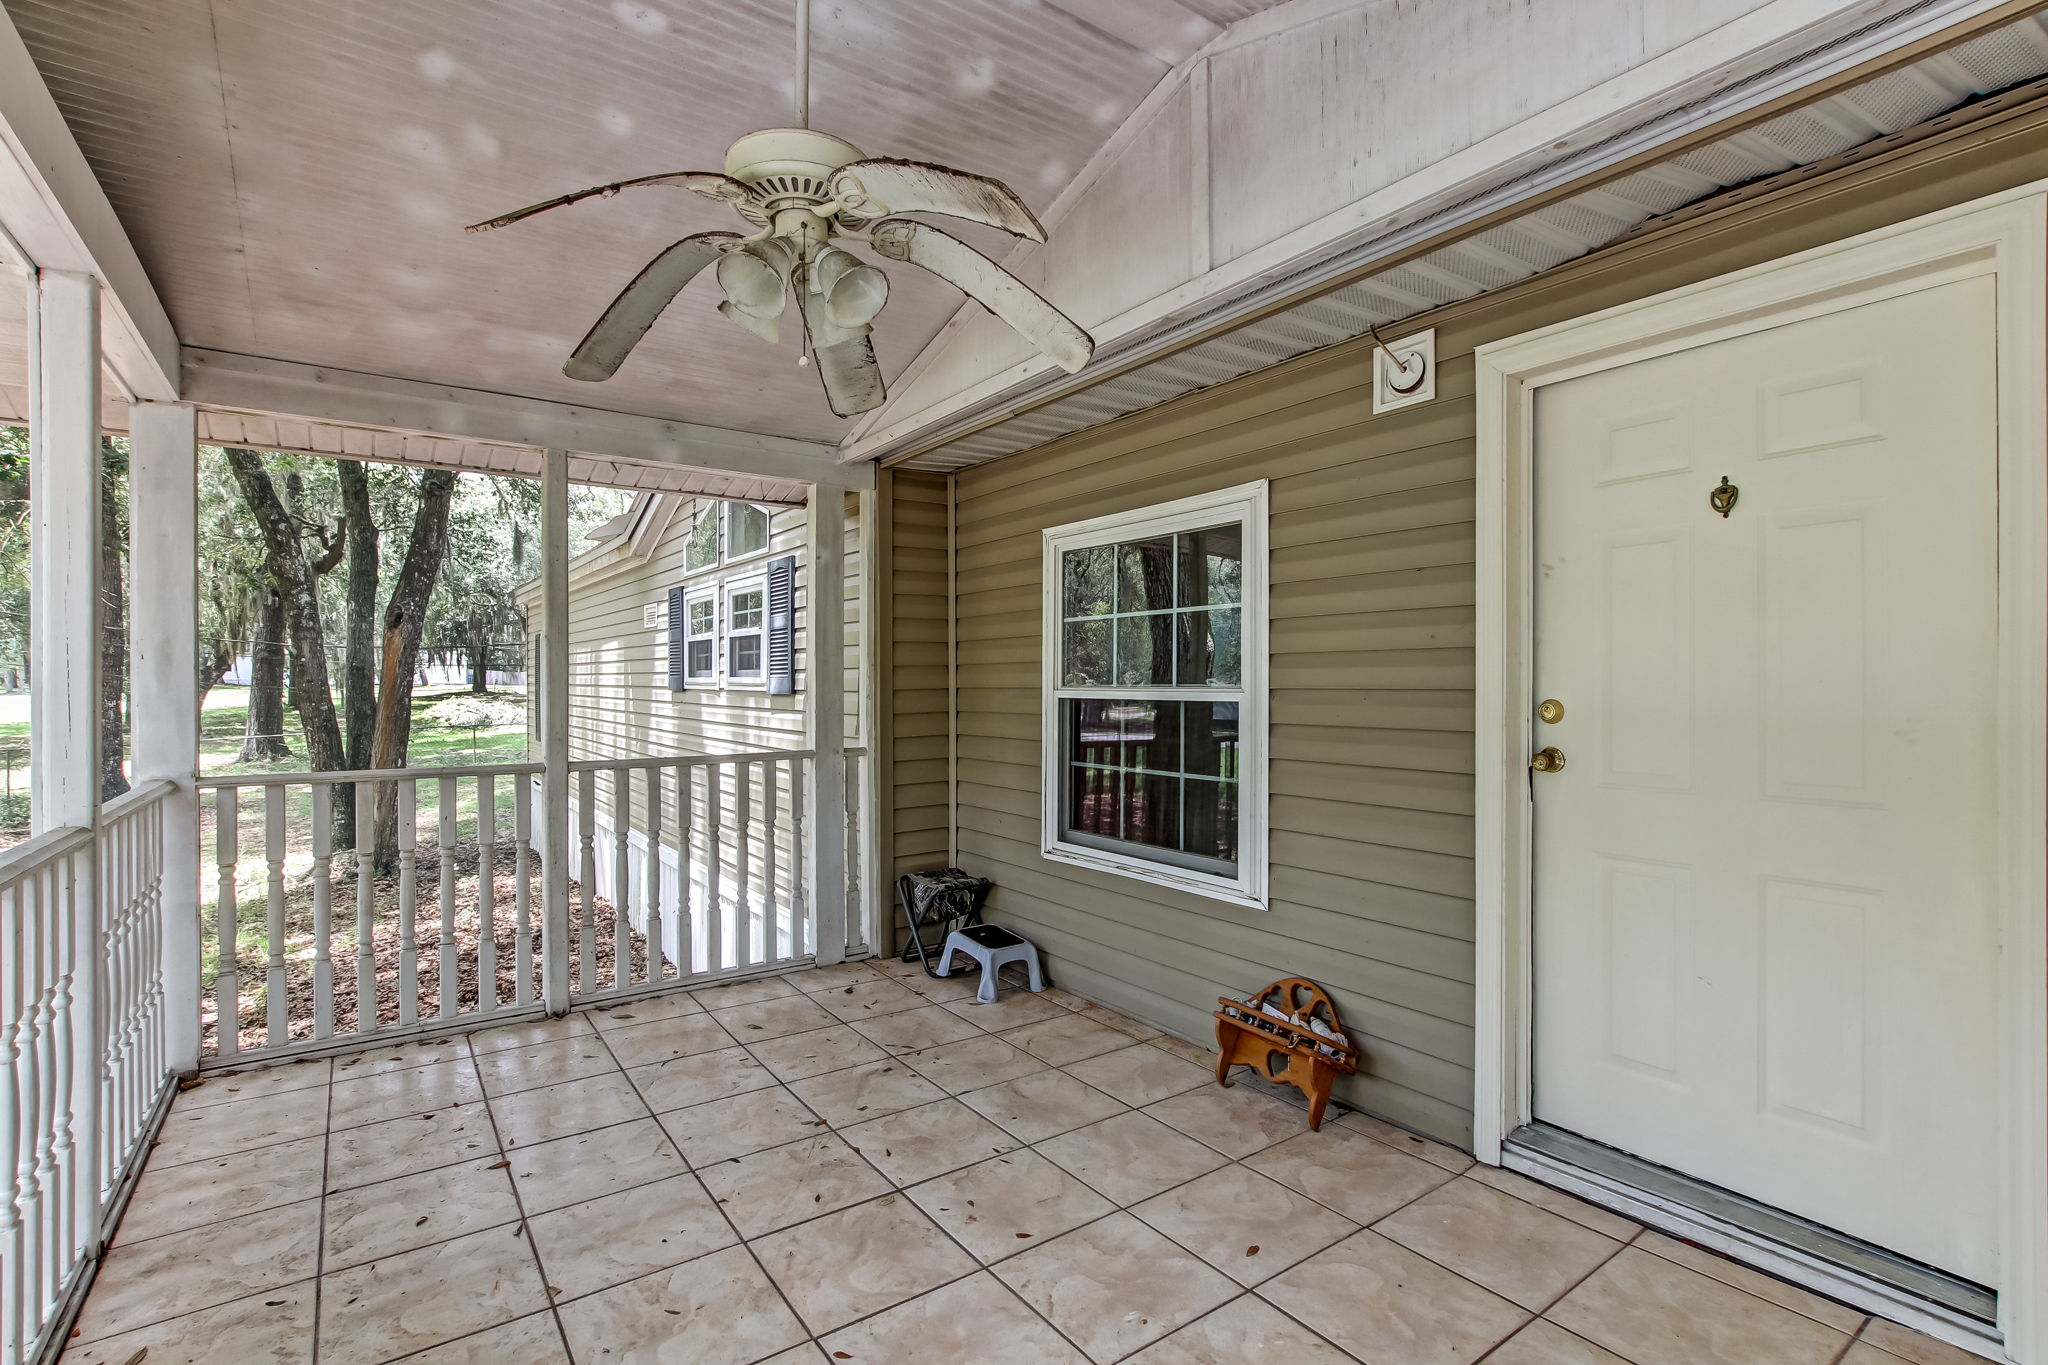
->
[796,287,886,417]
[564,231,742,381]
[830,159,1046,241]
[869,218,1092,373]
[466,171,754,233]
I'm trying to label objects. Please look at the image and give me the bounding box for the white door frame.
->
[1472,188,2048,1361]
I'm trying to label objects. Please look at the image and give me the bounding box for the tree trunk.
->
[370,468,459,867]
[98,450,129,800]
[239,591,291,762]
[468,631,491,693]
[225,450,347,790]
[335,460,380,845]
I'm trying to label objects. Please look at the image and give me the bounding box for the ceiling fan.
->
[467,0,1095,418]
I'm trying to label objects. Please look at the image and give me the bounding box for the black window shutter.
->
[766,554,797,696]
[666,586,687,692]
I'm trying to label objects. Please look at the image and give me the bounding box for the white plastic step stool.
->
[936,923,1045,1004]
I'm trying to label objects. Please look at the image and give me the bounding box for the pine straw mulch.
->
[202,838,662,1055]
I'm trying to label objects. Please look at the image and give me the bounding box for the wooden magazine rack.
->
[1213,977,1359,1130]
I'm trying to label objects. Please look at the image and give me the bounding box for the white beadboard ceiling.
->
[897,9,2048,471]
[4,0,1287,448]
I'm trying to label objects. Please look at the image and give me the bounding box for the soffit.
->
[899,10,2048,470]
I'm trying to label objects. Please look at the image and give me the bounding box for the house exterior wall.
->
[882,469,953,946]
[917,105,2048,1147]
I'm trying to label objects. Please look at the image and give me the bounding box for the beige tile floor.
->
[61,956,1988,1365]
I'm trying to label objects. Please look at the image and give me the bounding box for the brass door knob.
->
[1530,747,1567,773]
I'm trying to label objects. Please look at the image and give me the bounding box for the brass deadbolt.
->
[1537,699,1565,725]
[1530,746,1567,773]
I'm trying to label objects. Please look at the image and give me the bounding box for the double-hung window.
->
[726,580,766,684]
[683,589,717,685]
[1041,481,1267,908]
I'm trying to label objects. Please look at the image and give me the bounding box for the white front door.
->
[1530,275,2002,1285]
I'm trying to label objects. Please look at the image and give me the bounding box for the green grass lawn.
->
[0,683,530,844]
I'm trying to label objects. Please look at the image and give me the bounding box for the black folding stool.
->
[895,869,993,978]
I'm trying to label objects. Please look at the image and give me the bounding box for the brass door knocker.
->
[1709,476,1739,518]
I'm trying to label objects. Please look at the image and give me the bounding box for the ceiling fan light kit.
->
[467,4,1096,418]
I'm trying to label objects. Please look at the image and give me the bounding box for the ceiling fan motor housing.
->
[724,128,865,225]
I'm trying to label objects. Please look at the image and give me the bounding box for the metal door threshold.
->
[1505,1124,2005,1360]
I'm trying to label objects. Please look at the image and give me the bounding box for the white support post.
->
[26,266,103,1265]
[26,268,100,834]
[127,401,200,1074]
[807,486,848,966]
[539,449,572,1011]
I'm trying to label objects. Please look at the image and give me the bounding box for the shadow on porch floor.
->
[63,957,1978,1364]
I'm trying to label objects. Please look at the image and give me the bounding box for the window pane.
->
[687,639,713,674]
[685,512,718,571]
[1116,700,1181,774]
[1063,619,1111,687]
[1069,698,1123,770]
[731,590,763,630]
[727,503,769,557]
[1067,764,1122,839]
[1115,614,1173,687]
[1183,702,1240,778]
[1062,545,1113,618]
[1182,777,1239,864]
[1175,607,1241,686]
[688,600,713,633]
[1176,524,1242,607]
[1116,536,1175,614]
[1125,770,1181,851]
[730,635,762,675]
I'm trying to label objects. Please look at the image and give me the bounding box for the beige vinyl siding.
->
[936,107,2048,1147]
[884,470,952,948]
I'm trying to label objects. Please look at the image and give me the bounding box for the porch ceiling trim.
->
[0,3,176,402]
[180,348,864,498]
[865,0,2048,472]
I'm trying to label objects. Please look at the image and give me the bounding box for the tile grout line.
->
[457,1026,581,1365]
[312,1060,335,1365]
[582,1013,833,1362]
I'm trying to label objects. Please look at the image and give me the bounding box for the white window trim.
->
[1039,480,1269,910]
[724,575,768,689]
[682,586,718,686]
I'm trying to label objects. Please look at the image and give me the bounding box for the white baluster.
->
[762,761,780,961]
[705,765,723,973]
[844,756,862,960]
[478,775,498,1014]
[437,776,457,1019]
[214,786,239,1057]
[311,785,334,1039]
[514,777,534,1007]
[611,767,632,990]
[398,781,419,1027]
[791,760,808,960]
[2,877,25,1365]
[676,767,695,976]
[263,785,288,1046]
[577,768,596,996]
[355,780,377,1034]
[735,762,755,968]
[643,766,665,984]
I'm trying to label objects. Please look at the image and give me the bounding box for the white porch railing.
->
[197,749,868,1062]
[3,779,177,1365]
